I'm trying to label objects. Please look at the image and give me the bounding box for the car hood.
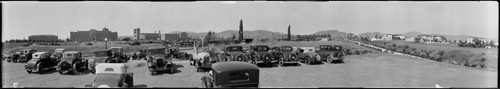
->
[149,54,166,59]
[226,52,245,56]
[254,51,270,56]
[94,74,123,88]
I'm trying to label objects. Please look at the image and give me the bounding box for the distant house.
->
[381,34,393,40]
[415,34,446,43]
[405,37,415,42]
[466,37,490,44]
[392,34,406,40]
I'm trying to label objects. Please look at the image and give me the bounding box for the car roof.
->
[33,52,48,55]
[212,62,259,73]
[95,63,127,74]
[64,51,80,53]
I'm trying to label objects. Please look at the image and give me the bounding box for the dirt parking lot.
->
[2,53,497,88]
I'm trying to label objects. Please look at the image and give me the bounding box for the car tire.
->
[37,63,44,73]
[304,56,311,65]
[327,55,334,63]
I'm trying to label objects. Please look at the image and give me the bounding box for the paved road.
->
[2,53,497,88]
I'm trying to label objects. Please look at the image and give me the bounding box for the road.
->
[2,53,497,88]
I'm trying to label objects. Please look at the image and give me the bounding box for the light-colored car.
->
[201,62,259,88]
[85,63,134,88]
[87,50,112,74]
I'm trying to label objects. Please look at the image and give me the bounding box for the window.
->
[66,54,72,57]
[230,72,250,82]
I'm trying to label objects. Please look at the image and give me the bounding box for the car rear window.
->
[66,54,72,57]
[230,72,250,82]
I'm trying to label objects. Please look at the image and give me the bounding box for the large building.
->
[28,35,58,41]
[70,27,118,42]
[180,32,189,39]
[165,34,180,40]
[133,28,161,40]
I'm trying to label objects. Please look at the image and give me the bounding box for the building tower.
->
[239,19,244,42]
[287,25,291,41]
[134,28,141,40]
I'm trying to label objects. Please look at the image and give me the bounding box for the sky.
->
[2,1,498,42]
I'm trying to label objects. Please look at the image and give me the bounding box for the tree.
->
[122,37,131,41]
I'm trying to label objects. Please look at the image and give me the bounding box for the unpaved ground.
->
[2,53,497,88]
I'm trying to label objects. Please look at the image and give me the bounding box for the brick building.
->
[70,27,118,42]
[28,35,58,41]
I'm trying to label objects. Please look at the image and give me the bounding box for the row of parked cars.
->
[190,44,345,71]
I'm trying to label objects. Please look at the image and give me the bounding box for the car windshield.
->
[281,47,292,51]
[227,46,243,52]
[149,48,166,54]
[320,46,331,50]
[255,46,269,51]
[94,51,109,57]
[64,53,73,58]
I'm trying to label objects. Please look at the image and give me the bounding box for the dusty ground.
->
[2,53,496,88]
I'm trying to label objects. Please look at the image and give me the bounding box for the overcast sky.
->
[2,1,498,42]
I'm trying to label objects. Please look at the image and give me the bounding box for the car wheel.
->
[327,55,334,63]
[37,63,44,73]
[304,56,311,65]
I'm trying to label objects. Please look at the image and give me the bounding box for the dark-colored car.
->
[109,47,128,63]
[7,52,22,63]
[85,63,134,88]
[146,47,175,75]
[248,45,275,66]
[220,45,248,62]
[25,52,60,73]
[166,47,192,60]
[294,47,322,65]
[56,51,89,75]
[316,45,344,63]
[19,49,37,63]
[201,62,259,88]
[270,46,299,66]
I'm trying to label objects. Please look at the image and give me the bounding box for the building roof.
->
[212,62,259,73]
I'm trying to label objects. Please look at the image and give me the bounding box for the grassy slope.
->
[379,40,498,70]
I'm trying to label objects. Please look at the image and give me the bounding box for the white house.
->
[405,37,415,42]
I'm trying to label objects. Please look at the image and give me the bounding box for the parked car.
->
[166,47,192,60]
[270,46,299,66]
[193,48,220,72]
[56,51,89,75]
[220,45,248,62]
[25,52,59,73]
[7,52,22,63]
[315,45,344,63]
[109,47,128,63]
[87,50,113,74]
[295,47,322,65]
[248,45,274,66]
[84,63,134,88]
[19,49,37,63]
[146,47,175,75]
[201,62,259,88]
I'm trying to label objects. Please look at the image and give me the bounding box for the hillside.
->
[312,30,348,37]
[358,32,387,37]
[402,31,425,38]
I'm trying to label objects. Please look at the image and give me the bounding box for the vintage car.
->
[193,48,221,72]
[25,52,59,73]
[315,45,344,63]
[146,47,175,75]
[295,47,322,65]
[201,62,259,88]
[51,48,66,61]
[166,47,192,60]
[219,45,248,62]
[109,47,128,63]
[85,63,134,88]
[270,46,299,66]
[87,50,113,74]
[19,49,37,63]
[7,52,22,63]
[248,45,275,66]
[56,51,89,75]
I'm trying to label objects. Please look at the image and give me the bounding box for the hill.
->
[312,30,348,37]
[358,32,387,37]
[402,31,425,38]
